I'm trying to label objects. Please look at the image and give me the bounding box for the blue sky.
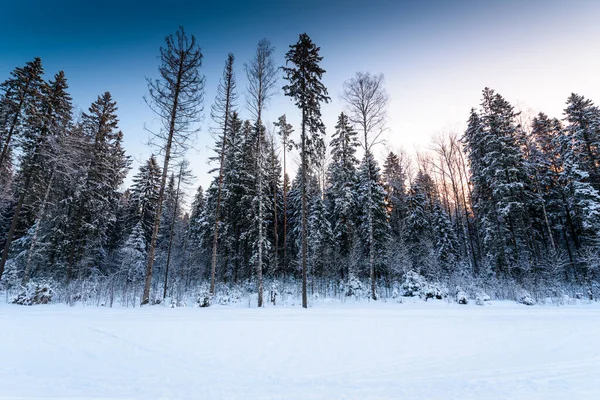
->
[2,0,600,193]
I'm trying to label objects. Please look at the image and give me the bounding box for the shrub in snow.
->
[196,290,211,307]
[517,291,536,306]
[421,282,446,301]
[170,300,187,308]
[401,271,427,297]
[215,286,244,306]
[455,288,468,305]
[345,275,367,298]
[0,260,20,291]
[12,282,54,305]
[475,292,491,306]
[270,282,279,305]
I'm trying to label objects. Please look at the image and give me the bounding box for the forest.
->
[1,27,599,308]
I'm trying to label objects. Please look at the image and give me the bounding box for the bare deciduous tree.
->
[341,72,389,300]
[341,72,388,152]
[245,38,278,307]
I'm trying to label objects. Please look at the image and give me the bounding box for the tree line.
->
[1,27,599,306]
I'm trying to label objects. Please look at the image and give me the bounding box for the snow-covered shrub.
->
[455,288,468,305]
[517,291,536,306]
[401,271,427,297]
[270,281,279,305]
[345,275,367,298]
[215,286,244,306]
[475,292,491,306]
[421,282,446,301]
[12,281,54,305]
[590,281,600,301]
[170,300,187,308]
[196,290,212,307]
[0,260,20,291]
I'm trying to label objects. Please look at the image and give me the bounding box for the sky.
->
[2,0,600,197]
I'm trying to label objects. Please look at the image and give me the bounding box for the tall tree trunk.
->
[0,80,31,169]
[163,169,183,301]
[0,174,31,280]
[272,136,279,277]
[367,158,376,300]
[282,137,287,277]
[22,170,55,284]
[210,67,233,296]
[141,59,183,306]
[301,109,308,309]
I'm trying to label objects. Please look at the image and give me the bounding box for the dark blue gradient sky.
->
[2,0,600,190]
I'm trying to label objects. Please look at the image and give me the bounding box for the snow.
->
[1,300,600,399]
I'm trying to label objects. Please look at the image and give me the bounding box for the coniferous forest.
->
[2,27,600,307]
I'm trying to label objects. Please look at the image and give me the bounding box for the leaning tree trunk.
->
[22,170,55,285]
[0,80,31,169]
[163,169,183,301]
[0,174,31,280]
[141,58,183,306]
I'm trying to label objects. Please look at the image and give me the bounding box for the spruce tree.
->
[209,53,237,296]
[0,57,45,170]
[283,33,330,308]
[326,112,359,278]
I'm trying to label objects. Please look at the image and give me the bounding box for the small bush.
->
[346,275,367,298]
[196,290,211,307]
[455,288,468,305]
[518,291,536,306]
[12,282,54,305]
[475,292,491,306]
[401,271,427,297]
[421,282,446,301]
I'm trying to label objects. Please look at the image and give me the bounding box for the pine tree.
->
[341,72,389,300]
[142,27,205,305]
[209,53,237,296]
[274,114,294,275]
[326,112,359,278]
[563,94,600,190]
[65,92,130,282]
[0,68,75,281]
[283,33,330,308]
[463,88,540,278]
[0,57,45,170]
[356,152,389,295]
[432,201,459,275]
[129,155,162,248]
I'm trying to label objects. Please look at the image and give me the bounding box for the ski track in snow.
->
[1,301,600,400]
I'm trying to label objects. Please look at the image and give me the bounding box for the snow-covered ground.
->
[1,300,599,400]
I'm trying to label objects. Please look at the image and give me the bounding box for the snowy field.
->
[1,300,600,400]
